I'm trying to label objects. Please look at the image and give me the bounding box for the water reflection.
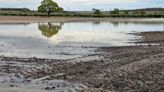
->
[92,22,101,25]
[111,21,119,27]
[38,22,63,38]
[0,20,163,59]
[0,23,30,25]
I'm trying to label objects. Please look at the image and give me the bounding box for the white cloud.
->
[0,0,162,10]
[0,0,29,3]
[56,0,139,5]
[0,0,139,4]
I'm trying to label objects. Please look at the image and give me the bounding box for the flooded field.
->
[0,18,164,92]
[0,21,163,59]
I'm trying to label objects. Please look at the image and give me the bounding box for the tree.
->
[93,9,101,15]
[38,0,63,16]
[133,11,139,14]
[111,8,120,14]
[124,10,129,14]
[140,11,146,14]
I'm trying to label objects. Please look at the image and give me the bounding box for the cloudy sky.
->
[0,0,163,11]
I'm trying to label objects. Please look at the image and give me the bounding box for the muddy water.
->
[0,21,163,59]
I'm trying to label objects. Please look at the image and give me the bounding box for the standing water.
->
[0,21,163,59]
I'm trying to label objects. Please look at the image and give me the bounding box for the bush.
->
[111,8,120,14]
[94,9,101,15]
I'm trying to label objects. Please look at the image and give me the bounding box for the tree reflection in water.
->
[111,21,119,27]
[38,22,63,38]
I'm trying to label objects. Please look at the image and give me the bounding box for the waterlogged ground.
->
[0,18,164,92]
[0,21,163,59]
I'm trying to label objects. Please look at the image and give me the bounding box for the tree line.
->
[0,0,163,17]
[37,0,163,17]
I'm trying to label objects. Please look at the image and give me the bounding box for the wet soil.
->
[0,31,164,92]
[0,16,163,23]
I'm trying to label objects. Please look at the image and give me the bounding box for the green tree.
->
[124,10,129,14]
[93,9,101,15]
[38,0,63,16]
[140,11,146,14]
[111,8,120,14]
[133,11,139,15]
[92,8,101,15]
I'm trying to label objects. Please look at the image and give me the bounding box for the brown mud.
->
[0,31,164,91]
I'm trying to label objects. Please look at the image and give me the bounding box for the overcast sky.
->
[0,0,163,11]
